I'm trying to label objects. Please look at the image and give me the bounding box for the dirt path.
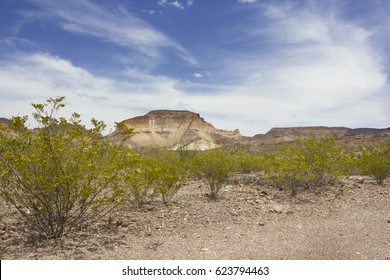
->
[1,175,389,259]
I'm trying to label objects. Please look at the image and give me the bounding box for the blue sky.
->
[0,0,389,136]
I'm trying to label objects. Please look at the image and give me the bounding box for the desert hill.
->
[0,118,11,127]
[108,110,389,149]
[249,126,350,143]
[107,110,242,150]
[342,127,390,139]
[246,126,390,145]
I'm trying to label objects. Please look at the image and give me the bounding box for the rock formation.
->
[4,110,387,149]
[247,126,390,144]
[342,128,390,139]
[0,118,11,127]
[107,110,242,150]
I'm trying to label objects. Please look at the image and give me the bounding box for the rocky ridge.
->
[0,118,11,127]
[249,126,350,143]
[342,127,390,139]
[107,110,242,150]
[110,110,389,148]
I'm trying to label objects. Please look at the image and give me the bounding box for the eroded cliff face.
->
[342,128,390,139]
[261,126,390,141]
[106,110,389,149]
[0,118,11,127]
[261,126,350,142]
[109,110,242,150]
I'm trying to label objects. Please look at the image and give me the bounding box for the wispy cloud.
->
[199,1,389,133]
[23,0,197,66]
[193,71,212,79]
[0,52,187,132]
[1,1,388,136]
[238,0,258,4]
[171,1,185,10]
[158,0,194,10]
[193,73,203,78]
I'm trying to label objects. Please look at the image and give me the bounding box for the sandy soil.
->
[1,174,389,260]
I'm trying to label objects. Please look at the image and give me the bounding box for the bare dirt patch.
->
[1,175,389,260]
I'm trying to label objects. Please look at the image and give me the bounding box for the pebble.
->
[270,205,283,214]
[120,220,130,227]
[74,248,88,255]
[229,211,239,217]
[36,247,46,253]
[145,206,155,211]
[1,233,10,240]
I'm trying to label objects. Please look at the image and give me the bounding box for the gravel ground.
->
[1,174,389,260]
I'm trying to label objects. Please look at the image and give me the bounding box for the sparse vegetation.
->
[263,134,344,196]
[358,142,390,184]
[123,149,190,206]
[0,97,135,238]
[232,148,263,174]
[152,149,191,204]
[121,153,159,207]
[193,148,235,200]
[1,97,389,243]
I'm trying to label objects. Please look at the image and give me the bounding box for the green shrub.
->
[153,149,190,204]
[122,155,159,207]
[0,97,135,238]
[193,148,235,200]
[232,148,262,174]
[122,149,190,206]
[264,134,343,196]
[175,143,199,163]
[359,143,390,184]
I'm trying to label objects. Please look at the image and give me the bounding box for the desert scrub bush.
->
[232,148,262,174]
[264,134,344,196]
[122,154,160,207]
[0,97,134,238]
[122,148,190,206]
[175,143,199,162]
[337,146,363,176]
[151,149,190,204]
[358,143,390,184]
[193,148,235,200]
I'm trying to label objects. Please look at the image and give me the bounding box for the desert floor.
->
[1,174,389,260]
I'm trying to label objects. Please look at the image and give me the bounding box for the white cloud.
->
[238,0,257,4]
[143,9,156,15]
[189,2,389,134]
[158,0,189,10]
[0,52,186,133]
[24,0,197,66]
[192,71,212,79]
[193,73,203,78]
[171,1,185,9]
[0,37,36,48]
[0,46,388,137]
[1,1,388,137]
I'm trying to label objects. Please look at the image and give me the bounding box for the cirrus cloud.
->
[22,0,197,66]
